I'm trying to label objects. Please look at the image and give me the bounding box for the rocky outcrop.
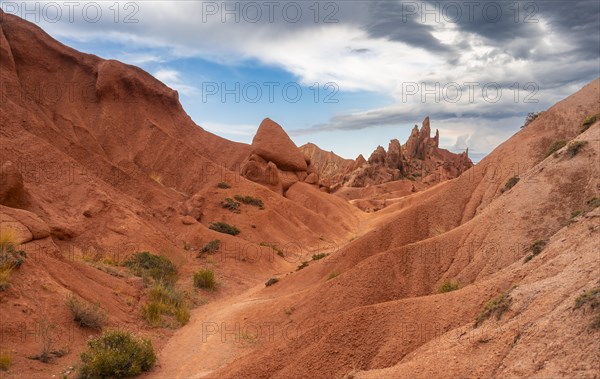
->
[304,117,472,191]
[0,161,27,207]
[251,118,307,171]
[241,119,323,194]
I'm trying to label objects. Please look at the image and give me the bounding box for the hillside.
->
[0,7,599,379]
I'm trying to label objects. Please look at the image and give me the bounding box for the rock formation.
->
[302,117,472,191]
[241,119,323,194]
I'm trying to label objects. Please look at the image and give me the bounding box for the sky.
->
[2,1,599,161]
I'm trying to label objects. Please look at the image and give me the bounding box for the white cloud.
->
[153,68,197,96]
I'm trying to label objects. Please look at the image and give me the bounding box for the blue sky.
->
[3,1,599,161]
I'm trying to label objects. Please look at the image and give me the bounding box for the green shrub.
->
[265,278,279,287]
[312,253,328,261]
[545,140,567,158]
[124,252,178,285]
[571,210,582,219]
[259,242,284,257]
[327,271,340,280]
[0,228,27,291]
[501,176,520,193]
[234,195,265,209]
[574,287,600,310]
[524,239,547,262]
[0,352,10,371]
[209,222,240,236]
[296,261,309,271]
[574,287,600,329]
[193,269,216,290]
[566,141,588,158]
[142,283,189,328]
[221,198,241,213]
[587,197,600,210]
[79,330,156,378]
[439,280,460,293]
[474,291,512,327]
[522,111,542,128]
[581,114,597,132]
[66,294,107,330]
[217,182,231,189]
[199,240,221,255]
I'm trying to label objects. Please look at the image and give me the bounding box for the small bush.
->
[586,197,600,210]
[265,278,279,287]
[296,261,309,271]
[66,294,107,330]
[474,291,512,327]
[566,141,588,158]
[524,239,547,262]
[522,111,542,128]
[199,240,220,255]
[0,352,11,371]
[312,253,328,261]
[193,269,216,290]
[124,252,178,285]
[574,287,600,310]
[439,280,460,293]
[209,222,240,236]
[149,172,163,184]
[0,228,27,291]
[327,271,340,280]
[259,242,284,257]
[221,198,241,213]
[234,195,265,209]
[581,114,597,132]
[501,176,520,193]
[142,283,189,328]
[217,182,231,189]
[574,287,600,329]
[79,330,156,378]
[545,140,567,158]
[571,210,582,219]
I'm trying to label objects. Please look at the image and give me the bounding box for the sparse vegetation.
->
[124,252,178,285]
[296,261,309,271]
[259,242,284,257]
[209,222,240,236]
[0,352,11,371]
[439,280,460,293]
[574,287,599,310]
[524,239,547,263]
[327,271,340,280]
[234,195,265,209]
[501,176,520,193]
[142,283,189,327]
[571,210,582,219]
[265,277,279,286]
[522,111,542,128]
[574,287,600,329]
[65,294,107,330]
[474,291,513,327]
[149,172,163,184]
[545,140,567,158]
[581,114,597,132]
[587,197,600,210]
[0,228,27,291]
[199,239,221,255]
[193,269,216,290]
[217,182,231,189]
[566,141,588,158]
[28,321,67,363]
[312,253,328,261]
[221,198,241,213]
[79,330,156,378]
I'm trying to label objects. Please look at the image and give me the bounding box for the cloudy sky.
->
[3,1,599,160]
